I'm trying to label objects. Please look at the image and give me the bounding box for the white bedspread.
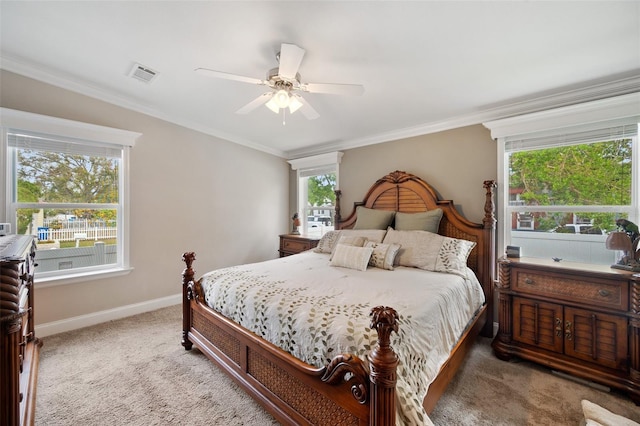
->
[201,250,485,425]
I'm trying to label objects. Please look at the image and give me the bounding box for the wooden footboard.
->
[182,252,399,426]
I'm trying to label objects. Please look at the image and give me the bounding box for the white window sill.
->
[35,266,134,288]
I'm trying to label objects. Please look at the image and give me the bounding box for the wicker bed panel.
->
[192,309,241,366]
[247,350,361,425]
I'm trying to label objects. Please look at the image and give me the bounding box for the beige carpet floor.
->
[35,305,639,425]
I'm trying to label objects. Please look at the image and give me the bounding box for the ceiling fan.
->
[195,43,364,122]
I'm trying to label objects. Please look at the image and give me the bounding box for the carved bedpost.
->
[482,180,497,229]
[181,252,196,350]
[481,180,497,337]
[368,306,399,426]
[334,189,342,229]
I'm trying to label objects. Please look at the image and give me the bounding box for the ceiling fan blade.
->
[301,82,365,96]
[277,43,305,81]
[195,68,265,85]
[292,94,319,120]
[236,92,273,114]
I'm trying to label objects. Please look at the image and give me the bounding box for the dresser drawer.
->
[512,270,628,311]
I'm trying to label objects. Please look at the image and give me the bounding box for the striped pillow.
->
[329,244,374,271]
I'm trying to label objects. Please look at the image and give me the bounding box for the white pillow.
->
[329,244,374,271]
[581,400,640,426]
[338,229,387,243]
[314,229,386,254]
[382,228,475,278]
[329,235,368,260]
[364,241,401,270]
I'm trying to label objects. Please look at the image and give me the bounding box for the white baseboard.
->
[36,293,181,337]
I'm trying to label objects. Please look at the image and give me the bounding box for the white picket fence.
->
[37,223,116,242]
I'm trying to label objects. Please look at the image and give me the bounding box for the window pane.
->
[302,173,336,237]
[508,139,632,207]
[16,148,119,203]
[16,207,118,273]
[509,211,626,234]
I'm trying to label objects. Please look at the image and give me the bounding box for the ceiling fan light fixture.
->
[274,89,290,108]
[288,96,303,114]
[265,98,280,114]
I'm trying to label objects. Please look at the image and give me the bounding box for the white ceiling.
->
[1,1,639,159]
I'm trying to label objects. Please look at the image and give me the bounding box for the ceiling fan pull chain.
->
[282,108,286,126]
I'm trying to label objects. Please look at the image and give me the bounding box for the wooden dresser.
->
[1,235,41,426]
[278,234,320,257]
[492,256,640,405]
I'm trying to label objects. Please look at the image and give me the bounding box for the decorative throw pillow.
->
[329,244,374,271]
[329,234,368,260]
[338,229,387,243]
[353,206,395,230]
[364,241,401,270]
[314,230,341,254]
[394,209,443,233]
[382,228,475,278]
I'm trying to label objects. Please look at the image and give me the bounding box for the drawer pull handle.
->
[565,321,573,341]
[555,317,562,337]
[598,289,610,297]
[524,278,534,285]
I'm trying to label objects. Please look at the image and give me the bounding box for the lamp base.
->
[610,263,640,272]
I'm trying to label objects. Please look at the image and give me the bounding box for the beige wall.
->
[330,126,497,224]
[1,70,290,326]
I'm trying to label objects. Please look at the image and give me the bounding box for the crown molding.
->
[2,53,638,160]
[285,74,640,158]
[0,54,287,158]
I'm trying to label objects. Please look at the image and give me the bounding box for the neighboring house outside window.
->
[485,93,639,265]
[288,152,342,238]
[1,108,140,285]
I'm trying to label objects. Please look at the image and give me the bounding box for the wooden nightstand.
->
[279,234,320,257]
[492,256,640,405]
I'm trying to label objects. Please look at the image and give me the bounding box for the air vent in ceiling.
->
[129,63,158,83]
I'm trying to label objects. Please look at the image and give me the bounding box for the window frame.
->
[485,93,640,264]
[1,108,140,286]
[288,151,343,237]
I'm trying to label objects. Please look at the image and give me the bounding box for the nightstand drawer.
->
[282,239,309,253]
[513,270,628,311]
[279,234,320,257]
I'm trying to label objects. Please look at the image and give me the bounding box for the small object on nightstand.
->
[291,213,300,235]
[552,257,562,262]
[605,225,640,272]
[506,245,521,258]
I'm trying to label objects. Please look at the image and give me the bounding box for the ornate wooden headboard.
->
[335,170,496,336]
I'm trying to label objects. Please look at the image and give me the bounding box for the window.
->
[288,152,342,238]
[1,108,140,283]
[485,94,639,265]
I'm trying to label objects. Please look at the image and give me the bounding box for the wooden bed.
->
[181,170,496,425]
